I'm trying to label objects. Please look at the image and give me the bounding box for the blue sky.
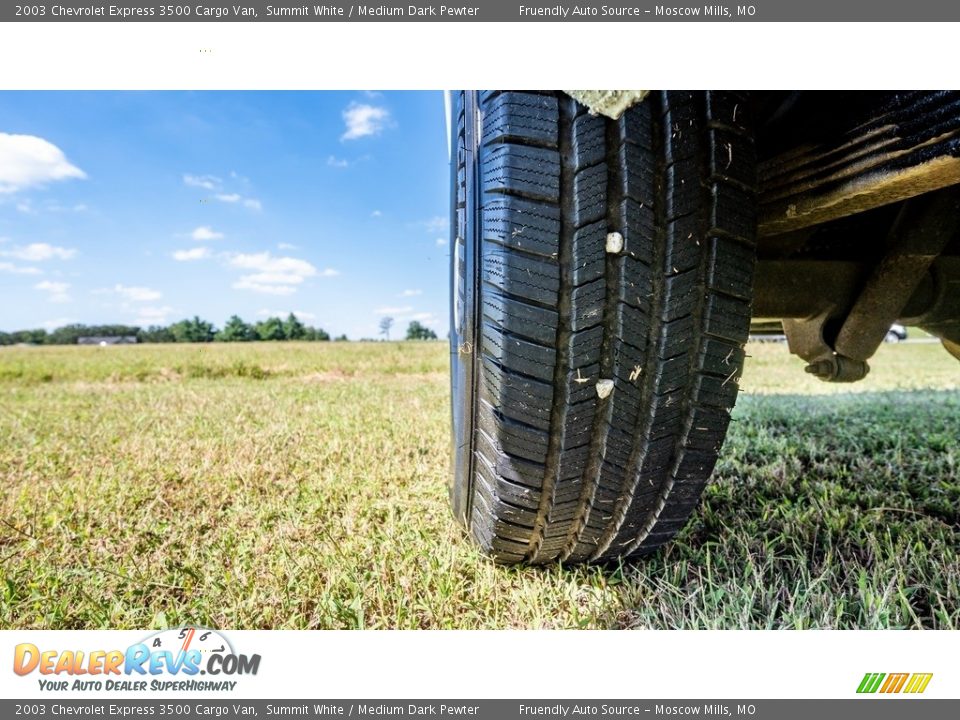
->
[0,91,450,339]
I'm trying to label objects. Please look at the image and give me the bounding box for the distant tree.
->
[34,324,142,345]
[255,316,286,341]
[3,326,51,344]
[98,324,140,339]
[169,321,190,343]
[170,316,216,343]
[1,317,353,345]
[334,334,348,342]
[283,313,307,340]
[303,326,331,341]
[9,329,48,345]
[217,315,256,342]
[378,316,394,341]
[405,321,438,341]
[46,324,87,345]
[138,325,175,343]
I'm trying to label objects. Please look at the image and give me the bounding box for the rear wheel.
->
[449,90,757,564]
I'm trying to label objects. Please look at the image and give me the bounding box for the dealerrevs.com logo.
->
[13,627,261,693]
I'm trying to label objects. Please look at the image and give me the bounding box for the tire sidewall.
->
[449,91,479,525]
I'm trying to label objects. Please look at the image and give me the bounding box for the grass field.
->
[0,340,957,629]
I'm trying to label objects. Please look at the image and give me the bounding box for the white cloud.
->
[257,309,317,320]
[173,247,212,261]
[327,156,350,168]
[43,317,76,329]
[16,200,88,215]
[134,305,174,325]
[277,242,298,250]
[424,216,448,234]
[400,289,422,297]
[101,284,162,302]
[46,202,88,213]
[183,174,221,190]
[215,193,262,211]
[371,304,439,327]
[190,226,224,241]
[241,272,307,285]
[185,174,261,210]
[371,209,382,217]
[408,312,438,324]
[341,103,391,141]
[0,133,86,194]
[0,261,42,275]
[0,242,77,261]
[229,252,316,276]
[435,237,448,247]
[228,252,331,295]
[35,280,71,303]
[233,279,297,296]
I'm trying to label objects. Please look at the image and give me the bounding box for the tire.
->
[449,91,757,565]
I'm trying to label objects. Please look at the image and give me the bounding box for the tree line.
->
[0,315,439,345]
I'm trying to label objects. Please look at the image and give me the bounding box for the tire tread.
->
[463,91,756,564]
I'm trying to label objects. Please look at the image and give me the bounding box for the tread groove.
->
[585,92,671,561]
[558,101,632,562]
[616,92,714,556]
[525,96,575,561]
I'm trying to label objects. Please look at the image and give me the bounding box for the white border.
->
[1,22,958,90]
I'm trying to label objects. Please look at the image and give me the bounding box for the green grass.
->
[0,340,957,629]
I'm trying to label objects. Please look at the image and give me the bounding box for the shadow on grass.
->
[584,389,960,629]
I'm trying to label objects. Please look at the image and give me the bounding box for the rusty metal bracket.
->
[782,311,870,383]
[944,339,960,361]
[901,256,960,355]
[804,355,871,382]
[834,189,960,361]
[780,188,960,381]
[782,311,835,364]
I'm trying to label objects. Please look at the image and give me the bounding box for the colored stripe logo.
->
[857,672,933,694]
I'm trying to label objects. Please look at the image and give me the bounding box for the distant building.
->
[77,336,138,346]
